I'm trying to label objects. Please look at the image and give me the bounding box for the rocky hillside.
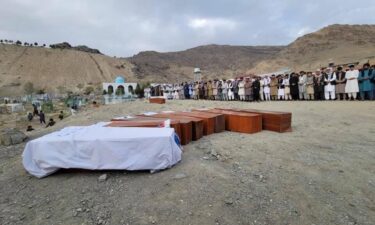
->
[0,44,137,96]
[128,45,284,81]
[250,24,375,73]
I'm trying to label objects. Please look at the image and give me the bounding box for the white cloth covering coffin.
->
[22,123,182,178]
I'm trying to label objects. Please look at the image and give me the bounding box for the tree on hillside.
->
[16,40,22,45]
[0,40,3,43]
[134,83,144,98]
[42,44,46,47]
[23,82,35,95]
[34,42,38,46]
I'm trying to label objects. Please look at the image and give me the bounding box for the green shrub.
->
[23,82,34,95]
[41,101,54,113]
[134,83,144,98]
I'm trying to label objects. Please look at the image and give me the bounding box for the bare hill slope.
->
[128,45,284,81]
[250,24,375,73]
[0,44,136,96]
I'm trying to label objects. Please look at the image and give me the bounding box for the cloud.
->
[188,18,237,30]
[0,0,374,56]
[297,27,313,37]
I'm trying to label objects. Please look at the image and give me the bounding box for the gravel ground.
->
[0,100,374,225]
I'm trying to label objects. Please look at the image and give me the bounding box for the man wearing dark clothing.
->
[39,111,46,124]
[32,104,39,116]
[58,111,64,120]
[233,80,239,100]
[253,77,261,102]
[26,125,34,132]
[289,73,299,100]
[335,67,346,100]
[314,70,325,100]
[184,82,190,99]
[358,63,374,100]
[27,112,33,121]
[46,118,55,128]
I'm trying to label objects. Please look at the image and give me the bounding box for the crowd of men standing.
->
[154,63,375,101]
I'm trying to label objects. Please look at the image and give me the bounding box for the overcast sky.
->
[0,0,374,56]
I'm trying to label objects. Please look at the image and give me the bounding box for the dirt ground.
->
[0,100,374,225]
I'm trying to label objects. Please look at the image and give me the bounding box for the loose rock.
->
[98,174,108,182]
[0,128,27,146]
[173,173,188,180]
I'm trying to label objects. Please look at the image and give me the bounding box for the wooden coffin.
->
[171,111,218,135]
[195,111,225,133]
[175,111,225,134]
[107,118,187,145]
[149,97,166,104]
[193,109,262,134]
[142,113,203,141]
[216,108,292,133]
[136,115,192,145]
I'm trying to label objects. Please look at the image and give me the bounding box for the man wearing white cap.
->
[259,76,264,101]
[324,67,336,100]
[345,64,359,100]
[238,79,245,101]
[227,80,234,100]
[298,71,308,100]
[283,74,291,100]
[263,76,271,101]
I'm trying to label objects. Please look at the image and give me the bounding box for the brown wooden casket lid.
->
[171,111,218,135]
[149,97,166,104]
[194,108,262,134]
[215,108,292,133]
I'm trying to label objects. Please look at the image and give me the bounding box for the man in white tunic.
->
[222,80,229,101]
[277,75,285,100]
[144,87,151,99]
[263,76,271,101]
[283,74,291,100]
[345,64,359,100]
[298,72,308,100]
[174,84,179,99]
[238,79,245,101]
[227,80,234,100]
[259,77,264,101]
[324,68,337,100]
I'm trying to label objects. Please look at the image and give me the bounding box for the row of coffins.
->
[106,108,292,146]
[23,108,291,178]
